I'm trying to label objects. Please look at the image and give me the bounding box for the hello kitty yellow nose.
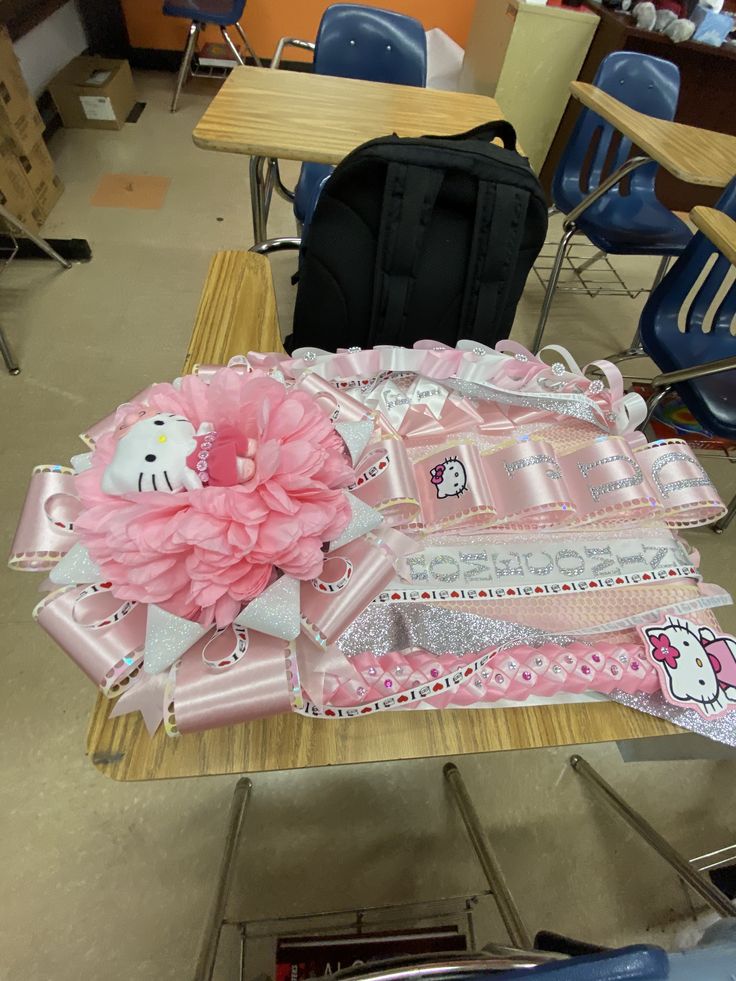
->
[696,657,703,668]
[158,435,167,443]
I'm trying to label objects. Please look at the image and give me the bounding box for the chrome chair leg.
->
[233,20,262,66]
[0,324,19,375]
[249,237,301,256]
[608,256,671,362]
[640,385,672,432]
[171,21,199,113]
[713,490,736,535]
[531,224,577,354]
[249,155,269,244]
[570,755,736,918]
[221,25,246,65]
[443,762,534,950]
[193,777,252,981]
[0,204,71,267]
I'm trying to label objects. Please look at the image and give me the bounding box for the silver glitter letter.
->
[405,555,429,583]
[555,548,585,577]
[578,454,643,503]
[492,552,524,578]
[649,451,713,499]
[460,551,492,582]
[429,554,461,583]
[505,454,562,480]
[523,551,554,577]
[584,545,615,577]
[641,544,668,569]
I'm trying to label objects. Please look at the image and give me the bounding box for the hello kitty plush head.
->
[642,616,736,718]
[430,457,467,500]
[101,411,202,494]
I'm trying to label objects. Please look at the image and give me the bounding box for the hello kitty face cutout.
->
[102,412,202,494]
[430,457,467,500]
[640,616,736,719]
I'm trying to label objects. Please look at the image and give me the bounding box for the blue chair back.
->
[162,0,246,25]
[640,176,736,438]
[313,3,427,86]
[552,52,680,216]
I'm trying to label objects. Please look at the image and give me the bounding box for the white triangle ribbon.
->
[330,493,384,551]
[49,542,102,586]
[334,420,374,464]
[143,605,209,674]
[234,575,301,641]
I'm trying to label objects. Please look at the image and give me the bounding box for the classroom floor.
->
[1,72,735,981]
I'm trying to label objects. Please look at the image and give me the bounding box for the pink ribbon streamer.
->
[172,629,294,733]
[9,467,80,571]
[34,584,146,690]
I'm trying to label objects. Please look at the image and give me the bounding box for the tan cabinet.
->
[459,0,598,172]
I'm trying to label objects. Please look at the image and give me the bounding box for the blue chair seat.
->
[643,330,736,439]
[577,198,692,256]
[294,162,334,224]
[163,0,240,25]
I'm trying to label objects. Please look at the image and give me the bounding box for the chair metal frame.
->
[531,154,672,355]
[168,6,261,114]
[192,755,735,980]
[0,202,72,375]
[532,52,690,357]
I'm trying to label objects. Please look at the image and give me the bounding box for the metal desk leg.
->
[193,777,252,981]
[0,204,72,269]
[570,755,736,918]
[0,324,19,374]
[443,763,534,950]
[249,155,268,245]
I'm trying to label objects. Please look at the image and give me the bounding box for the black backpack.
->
[287,120,548,353]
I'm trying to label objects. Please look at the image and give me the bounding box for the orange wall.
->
[121,0,475,59]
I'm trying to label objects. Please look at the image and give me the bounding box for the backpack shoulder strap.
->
[459,178,530,339]
[369,160,444,345]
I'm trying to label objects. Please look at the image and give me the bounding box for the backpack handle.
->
[423,119,518,151]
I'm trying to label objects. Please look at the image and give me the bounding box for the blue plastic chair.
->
[493,945,669,979]
[163,0,261,112]
[268,4,427,231]
[639,175,736,533]
[532,51,692,353]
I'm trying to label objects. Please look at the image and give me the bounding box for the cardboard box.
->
[0,27,45,156]
[0,142,63,235]
[16,138,55,200]
[0,144,36,222]
[48,56,137,131]
[33,172,64,221]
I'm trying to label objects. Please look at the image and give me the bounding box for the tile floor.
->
[1,71,735,981]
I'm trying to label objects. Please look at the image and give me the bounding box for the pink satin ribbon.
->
[301,530,412,646]
[352,435,724,532]
[9,467,80,571]
[34,584,146,689]
[172,629,293,733]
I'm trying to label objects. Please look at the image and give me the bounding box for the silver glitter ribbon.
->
[338,604,575,657]
[444,378,608,430]
[609,689,736,746]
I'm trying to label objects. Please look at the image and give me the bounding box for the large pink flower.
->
[75,370,355,627]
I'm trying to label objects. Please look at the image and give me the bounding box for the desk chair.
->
[639,176,736,534]
[532,52,691,355]
[263,3,427,239]
[164,0,261,113]
[193,757,735,980]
